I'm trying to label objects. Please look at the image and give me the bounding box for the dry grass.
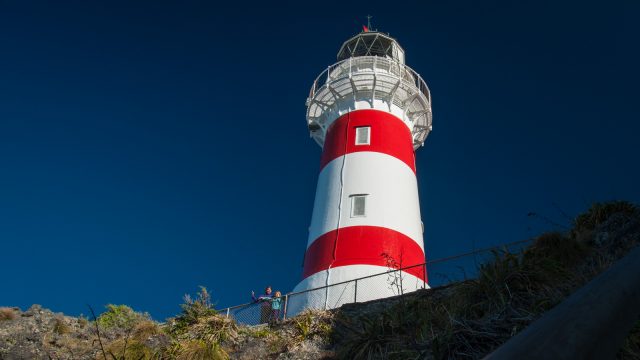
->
[172,339,228,360]
[77,314,89,328]
[132,320,162,339]
[52,335,96,359]
[103,320,165,359]
[620,321,640,359]
[572,201,637,243]
[332,201,639,359]
[105,337,159,360]
[52,315,71,335]
[0,307,17,321]
[282,309,333,351]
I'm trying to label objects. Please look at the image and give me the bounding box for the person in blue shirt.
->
[270,291,283,323]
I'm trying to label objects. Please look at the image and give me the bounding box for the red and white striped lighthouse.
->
[291,30,432,312]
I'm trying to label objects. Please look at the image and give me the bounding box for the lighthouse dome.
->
[337,32,405,64]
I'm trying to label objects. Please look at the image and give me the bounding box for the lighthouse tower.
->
[291,29,432,312]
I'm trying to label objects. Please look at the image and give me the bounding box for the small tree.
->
[176,286,216,328]
[381,251,405,296]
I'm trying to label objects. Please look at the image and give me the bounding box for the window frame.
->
[355,126,371,145]
[350,194,368,217]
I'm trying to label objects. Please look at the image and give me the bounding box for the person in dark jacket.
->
[251,286,273,324]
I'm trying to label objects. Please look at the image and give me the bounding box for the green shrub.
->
[170,286,217,333]
[249,326,273,338]
[97,304,150,330]
[165,287,238,359]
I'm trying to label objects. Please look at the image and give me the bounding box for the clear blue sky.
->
[1,0,638,320]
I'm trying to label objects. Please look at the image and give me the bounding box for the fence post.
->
[354,279,358,303]
[226,308,230,319]
[423,262,427,289]
[282,294,288,320]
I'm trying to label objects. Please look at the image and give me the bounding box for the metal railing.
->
[305,55,433,149]
[307,56,431,105]
[217,239,533,326]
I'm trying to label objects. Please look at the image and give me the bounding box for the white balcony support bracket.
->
[328,83,343,101]
[387,80,401,109]
[402,92,420,108]
[371,73,377,108]
[311,99,332,110]
[349,76,358,97]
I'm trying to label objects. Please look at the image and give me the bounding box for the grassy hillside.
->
[332,201,640,359]
[1,201,638,359]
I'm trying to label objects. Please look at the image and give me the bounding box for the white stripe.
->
[288,264,428,316]
[308,151,423,250]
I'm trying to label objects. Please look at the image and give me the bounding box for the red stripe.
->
[320,110,416,173]
[303,226,427,282]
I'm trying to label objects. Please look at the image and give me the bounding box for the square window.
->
[351,194,367,217]
[355,126,370,145]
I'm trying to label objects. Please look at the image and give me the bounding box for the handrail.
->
[216,238,533,315]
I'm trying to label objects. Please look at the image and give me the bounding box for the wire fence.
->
[217,239,533,326]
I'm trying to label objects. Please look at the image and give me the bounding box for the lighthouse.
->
[290,28,432,312]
